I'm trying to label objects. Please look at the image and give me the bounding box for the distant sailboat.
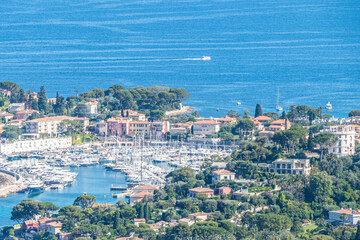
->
[276,88,283,112]
[202,56,211,61]
[326,101,332,110]
[237,102,242,105]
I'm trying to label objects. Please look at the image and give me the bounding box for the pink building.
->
[216,186,232,195]
[16,109,38,120]
[107,117,131,137]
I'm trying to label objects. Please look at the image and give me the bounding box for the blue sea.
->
[0,0,359,117]
[0,166,126,226]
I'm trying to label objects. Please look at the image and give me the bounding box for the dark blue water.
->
[0,0,359,117]
[0,166,126,226]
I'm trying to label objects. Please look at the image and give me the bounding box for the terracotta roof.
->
[217,116,236,122]
[331,209,360,215]
[213,169,235,175]
[253,116,272,121]
[73,117,89,121]
[0,113,13,117]
[25,219,38,225]
[38,217,52,224]
[189,211,211,217]
[189,187,214,193]
[131,191,153,198]
[218,186,232,190]
[194,120,219,125]
[26,115,71,123]
[133,198,143,203]
[85,102,97,105]
[134,218,146,222]
[271,119,289,125]
[91,203,111,208]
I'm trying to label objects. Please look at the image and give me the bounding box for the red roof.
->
[331,209,360,215]
[189,187,214,193]
[131,191,153,198]
[213,169,235,175]
[253,116,271,121]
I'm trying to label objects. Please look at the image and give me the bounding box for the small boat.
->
[216,108,219,112]
[276,88,283,112]
[237,102,241,105]
[326,102,332,110]
[201,56,211,61]
[28,182,44,196]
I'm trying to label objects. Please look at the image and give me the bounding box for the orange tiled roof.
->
[217,116,236,122]
[331,209,360,215]
[26,115,71,123]
[253,116,272,121]
[134,185,159,190]
[131,191,153,198]
[213,169,235,175]
[189,211,211,216]
[134,218,146,222]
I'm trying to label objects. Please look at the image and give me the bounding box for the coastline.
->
[0,172,25,198]
[165,105,193,117]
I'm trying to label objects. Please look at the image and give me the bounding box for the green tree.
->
[167,167,195,182]
[73,194,96,209]
[255,104,263,117]
[235,119,255,136]
[348,110,360,117]
[54,91,65,115]
[314,132,338,160]
[0,81,20,92]
[73,103,90,118]
[306,171,333,202]
[11,199,43,222]
[150,110,165,121]
[1,125,22,140]
[38,86,47,113]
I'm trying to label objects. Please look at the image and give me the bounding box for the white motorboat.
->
[201,56,211,61]
[326,102,333,110]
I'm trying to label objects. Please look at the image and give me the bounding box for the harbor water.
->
[0,0,359,117]
[0,166,126,227]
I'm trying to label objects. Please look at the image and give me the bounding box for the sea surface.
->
[0,0,359,117]
[0,166,126,226]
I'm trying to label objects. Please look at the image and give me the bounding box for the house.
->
[178,218,194,226]
[129,121,151,137]
[252,116,272,124]
[16,109,38,120]
[73,117,90,130]
[252,120,264,131]
[133,185,159,194]
[192,120,220,136]
[322,125,356,156]
[188,187,214,198]
[25,116,73,136]
[268,158,311,175]
[232,188,250,200]
[151,121,170,138]
[328,209,360,225]
[189,212,211,222]
[170,122,193,134]
[268,119,291,133]
[148,221,172,232]
[215,186,232,195]
[0,89,12,97]
[85,101,98,115]
[38,218,53,231]
[0,112,14,122]
[129,191,153,204]
[95,120,107,135]
[23,219,39,231]
[46,221,63,235]
[107,117,131,137]
[212,169,236,184]
[134,219,146,227]
[216,116,237,125]
[124,110,146,121]
[8,103,25,113]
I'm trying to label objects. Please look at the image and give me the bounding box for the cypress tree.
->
[255,104,263,117]
[38,86,47,113]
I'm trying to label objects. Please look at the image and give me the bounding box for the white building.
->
[328,209,360,225]
[268,158,311,175]
[85,102,98,115]
[192,120,220,136]
[322,125,356,156]
[212,169,236,184]
[25,116,72,136]
[8,103,25,113]
[0,137,72,155]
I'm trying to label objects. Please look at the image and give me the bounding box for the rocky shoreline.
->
[0,172,25,198]
[165,105,193,117]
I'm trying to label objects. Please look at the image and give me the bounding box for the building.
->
[96,120,107,135]
[252,116,272,123]
[188,187,214,198]
[170,122,193,135]
[0,112,14,122]
[134,219,146,227]
[25,116,73,136]
[216,116,237,125]
[188,212,211,222]
[212,169,236,184]
[0,137,72,155]
[85,101,98,115]
[73,117,90,130]
[328,209,360,225]
[107,117,131,137]
[192,120,220,136]
[215,186,232,195]
[129,191,153,204]
[8,103,25,113]
[38,218,54,231]
[133,185,159,194]
[129,121,151,137]
[23,219,39,231]
[268,119,291,133]
[124,110,146,121]
[268,158,311,175]
[46,221,63,235]
[150,121,170,138]
[322,125,356,156]
[16,109,39,120]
